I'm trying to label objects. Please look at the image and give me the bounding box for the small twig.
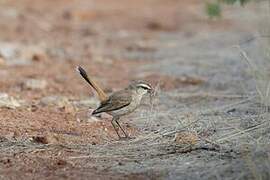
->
[216,122,267,143]
[234,45,268,104]
[167,92,249,99]
[238,35,270,46]
[222,121,257,143]
[147,82,160,130]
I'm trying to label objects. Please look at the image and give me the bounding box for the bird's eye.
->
[139,85,151,90]
[141,86,148,90]
[137,83,151,90]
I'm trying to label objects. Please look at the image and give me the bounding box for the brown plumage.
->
[77,66,108,102]
[92,90,132,115]
[77,66,152,139]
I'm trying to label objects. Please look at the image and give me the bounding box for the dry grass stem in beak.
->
[149,83,159,106]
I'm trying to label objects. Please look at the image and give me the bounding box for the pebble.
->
[40,95,69,107]
[23,79,47,90]
[0,93,21,109]
[174,131,199,145]
[40,95,76,114]
[0,42,47,66]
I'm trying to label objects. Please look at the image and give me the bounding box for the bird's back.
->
[92,89,133,115]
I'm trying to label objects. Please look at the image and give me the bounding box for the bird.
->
[77,66,153,139]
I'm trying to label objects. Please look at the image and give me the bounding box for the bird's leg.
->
[111,117,121,139]
[114,118,129,138]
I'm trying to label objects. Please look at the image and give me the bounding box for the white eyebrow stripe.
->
[138,83,151,89]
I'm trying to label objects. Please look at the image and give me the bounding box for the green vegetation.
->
[206,0,251,18]
[206,2,221,18]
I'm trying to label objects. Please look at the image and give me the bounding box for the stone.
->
[31,134,59,144]
[174,131,199,145]
[21,46,47,62]
[23,79,47,90]
[87,116,101,123]
[40,95,69,107]
[40,95,76,114]
[0,42,47,66]
[0,42,18,59]
[0,93,21,109]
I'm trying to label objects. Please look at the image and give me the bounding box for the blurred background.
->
[0,0,269,179]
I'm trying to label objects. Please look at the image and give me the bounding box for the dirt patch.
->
[0,0,269,179]
[143,73,205,91]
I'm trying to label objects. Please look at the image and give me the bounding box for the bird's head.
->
[128,80,153,96]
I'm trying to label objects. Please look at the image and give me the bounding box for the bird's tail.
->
[77,66,108,102]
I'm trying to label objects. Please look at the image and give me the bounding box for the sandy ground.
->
[0,0,269,179]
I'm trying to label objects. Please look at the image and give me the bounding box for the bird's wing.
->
[92,89,132,114]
